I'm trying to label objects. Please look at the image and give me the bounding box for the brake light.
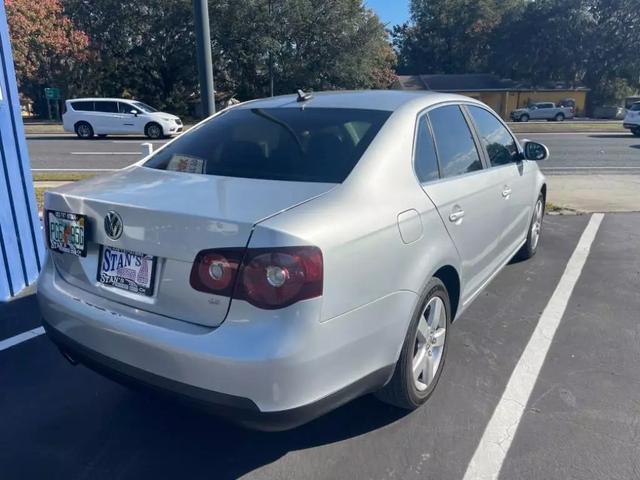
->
[190,246,323,309]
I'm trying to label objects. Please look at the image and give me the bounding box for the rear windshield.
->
[144,107,391,183]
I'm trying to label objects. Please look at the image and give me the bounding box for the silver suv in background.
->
[62,98,183,139]
[510,102,574,122]
[623,102,640,136]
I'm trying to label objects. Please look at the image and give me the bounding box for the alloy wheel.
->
[148,125,162,139]
[77,124,91,138]
[412,296,447,392]
[531,199,544,250]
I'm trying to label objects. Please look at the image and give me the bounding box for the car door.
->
[465,104,535,259]
[93,101,121,134]
[420,104,509,303]
[528,105,542,120]
[117,102,143,134]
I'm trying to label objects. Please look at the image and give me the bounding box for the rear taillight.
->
[190,246,323,310]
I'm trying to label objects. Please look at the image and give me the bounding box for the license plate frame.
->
[46,210,88,257]
[97,245,157,297]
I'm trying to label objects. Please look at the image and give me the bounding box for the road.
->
[2,213,640,479]
[26,131,640,173]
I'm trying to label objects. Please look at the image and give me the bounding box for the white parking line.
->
[70,152,139,155]
[463,213,605,480]
[0,327,45,352]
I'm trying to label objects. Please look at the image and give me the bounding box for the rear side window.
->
[144,108,391,183]
[94,101,118,113]
[428,105,483,178]
[468,106,519,167]
[414,115,439,183]
[72,101,94,112]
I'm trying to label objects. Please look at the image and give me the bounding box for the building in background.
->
[393,74,589,119]
[0,1,43,301]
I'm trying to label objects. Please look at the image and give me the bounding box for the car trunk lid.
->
[45,166,335,327]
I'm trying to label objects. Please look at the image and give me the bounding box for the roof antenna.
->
[296,89,313,102]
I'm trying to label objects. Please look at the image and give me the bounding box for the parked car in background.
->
[39,90,549,430]
[623,101,640,136]
[62,98,183,139]
[510,102,574,122]
[593,105,626,120]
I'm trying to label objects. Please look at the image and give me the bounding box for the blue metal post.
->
[0,1,44,301]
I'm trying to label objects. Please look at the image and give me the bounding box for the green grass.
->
[509,122,626,134]
[32,171,98,182]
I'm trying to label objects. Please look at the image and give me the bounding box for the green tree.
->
[60,0,395,115]
[5,0,88,114]
[394,0,525,74]
[490,0,640,109]
[63,0,197,114]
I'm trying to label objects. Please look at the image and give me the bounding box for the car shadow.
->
[73,386,409,479]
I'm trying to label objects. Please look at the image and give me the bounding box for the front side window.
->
[468,106,519,167]
[133,101,157,113]
[119,102,136,114]
[144,107,391,183]
[428,105,483,178]
[414,115,439,183]
[94,101,118,113]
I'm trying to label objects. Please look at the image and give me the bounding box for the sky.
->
[366,0,410,27]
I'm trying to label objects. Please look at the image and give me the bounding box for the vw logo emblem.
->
[104,211,123,240]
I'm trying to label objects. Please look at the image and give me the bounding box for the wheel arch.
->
[433,265,461,321]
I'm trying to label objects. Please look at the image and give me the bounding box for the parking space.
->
[1,213,639,480]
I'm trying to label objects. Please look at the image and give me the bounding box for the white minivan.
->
[62,98,183,139]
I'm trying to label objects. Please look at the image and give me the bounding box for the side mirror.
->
[130,110,138,116]
[523,141,549,161]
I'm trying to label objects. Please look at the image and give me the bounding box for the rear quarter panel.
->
[256,101,462,327]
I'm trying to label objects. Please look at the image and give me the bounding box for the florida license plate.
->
[47,210,87,257]
[98,246,156,296]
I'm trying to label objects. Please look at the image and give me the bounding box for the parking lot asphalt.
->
[26,131,640,174]
[2,213,639,479]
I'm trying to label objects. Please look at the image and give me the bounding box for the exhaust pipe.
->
[59,347,79,366]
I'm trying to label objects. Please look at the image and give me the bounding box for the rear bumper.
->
[42,318,392,430]
[37,256,412,429]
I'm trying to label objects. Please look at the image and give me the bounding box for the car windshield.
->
[144,107,391,183]
[132,101,158,113]
[630,103,640,111]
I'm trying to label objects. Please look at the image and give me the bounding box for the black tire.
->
[555,113,565,122]
[75,121,94,139]
[375,278,451,410]
[520,114,530,122]
[631,128,640,137]
[145,122,164,139]
[515,193,545,261]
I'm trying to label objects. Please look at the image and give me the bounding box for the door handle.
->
[502,186,512,198]
[449,206,465,223]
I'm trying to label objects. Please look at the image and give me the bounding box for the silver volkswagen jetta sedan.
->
[38,90,548,430]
